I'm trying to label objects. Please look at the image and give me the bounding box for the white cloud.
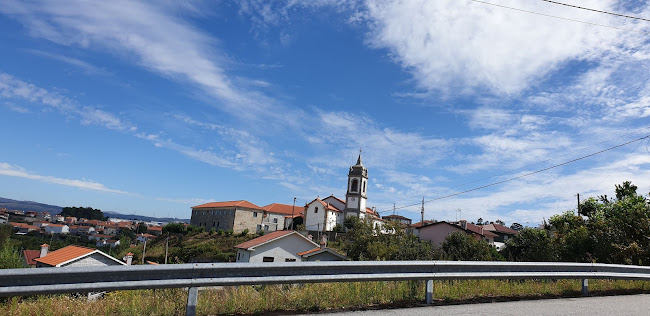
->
[309,110,450,169]
[0,72,135,131]
[361,0,643,95]
[0,0,284,121]
[24,49,108,75]
[0,162,127,194]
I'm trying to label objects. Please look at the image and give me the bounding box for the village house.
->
[35,244,129,267]
[146,226,163,236]
[10,222,40,234]
[44,223,70,235]
[481,223,519,242]
[417,220,497,246]
[191,200,266,234]
[234,230,345,262]
[33,221,50,229]
[136,233,155,244]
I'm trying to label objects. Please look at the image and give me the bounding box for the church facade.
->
[303,155,385,232]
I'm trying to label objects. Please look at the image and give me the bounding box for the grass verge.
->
[2,279,650,315]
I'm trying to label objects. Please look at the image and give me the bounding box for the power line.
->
[540,0,650,22]
[377,126,650,211]
[379,134,650,214]
[470,0,650,35]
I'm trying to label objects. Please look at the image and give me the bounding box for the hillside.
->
[121,231,254,264]
[0,197,189,223]
[0,197,62,214]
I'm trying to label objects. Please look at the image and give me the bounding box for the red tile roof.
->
[147,226,163,231]
[383,214,411,221]
[464,222,498,238]
[192,200,262,210]
[261,203,304,216]
[481,224,519,235]
[35,245,96,267]
[234,230,297,249]
[23,250,40,266]
[296,247,321,256]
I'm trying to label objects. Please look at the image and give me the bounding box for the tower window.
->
[351,179,359,192]
[363,180,366,193]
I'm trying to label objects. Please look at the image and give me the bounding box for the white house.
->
[136,233,155,244]
[44,224,69,234]
[35,244,128,268]
[304,198,342,232]
[235,230,320,263]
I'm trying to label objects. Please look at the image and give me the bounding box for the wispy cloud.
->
[0,72,135,131]
[0,0,288,122]
[24,49,108,75]
[0,162,127,194]
[308,110,450,169]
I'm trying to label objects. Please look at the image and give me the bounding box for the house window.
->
[263,257,274,262]
[264,225,269,231]
[273,218,278,224]
[314,207,318,213]
[351,179,359,192]
[257,224,262,231]
[237,253,241,261]
[253,212,258,218]
[285,258,296,262]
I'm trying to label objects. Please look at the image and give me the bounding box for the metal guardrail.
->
[2,261,650,315]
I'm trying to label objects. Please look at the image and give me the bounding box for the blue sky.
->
[1,0,649,226]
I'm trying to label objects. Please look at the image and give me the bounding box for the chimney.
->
[459,220,467,230]
[124,252,134,265]
[40,244,49,258]
[320,235,327,249]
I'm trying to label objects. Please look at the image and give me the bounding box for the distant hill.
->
[0,197,62,214]
[0,197,189,223]
[104,211,190,224]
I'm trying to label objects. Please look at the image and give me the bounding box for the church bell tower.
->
[345,153,368,217]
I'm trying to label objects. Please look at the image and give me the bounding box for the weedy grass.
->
[2,280,650,315]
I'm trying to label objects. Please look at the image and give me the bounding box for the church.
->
[303,154,385,232]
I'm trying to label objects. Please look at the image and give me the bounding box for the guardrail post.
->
[426,280,433,304]
[186,287,199,316]
[581,279,589,296]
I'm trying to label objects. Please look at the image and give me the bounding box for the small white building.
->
[44,224,69,234]
[235,230,346,263]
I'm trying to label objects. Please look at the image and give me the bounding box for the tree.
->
[342,217,436,261]
[163,223,187,235]
[60,206,104,220]
[477,218,484,225]
[502,228,555,262]
[0,240,23,269]
[442,231,499,261]
[510,223,524,231]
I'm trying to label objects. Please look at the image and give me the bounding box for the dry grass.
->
[2,279,650,315]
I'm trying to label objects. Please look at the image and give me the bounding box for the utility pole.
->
[291,197,296,230]
[393,203,396,215]
[164,235,169,264]
[420,197,424,225]
[577,193,581,215]
[142,239,147,264]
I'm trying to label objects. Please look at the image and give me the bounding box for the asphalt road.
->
[313,294,650,316]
